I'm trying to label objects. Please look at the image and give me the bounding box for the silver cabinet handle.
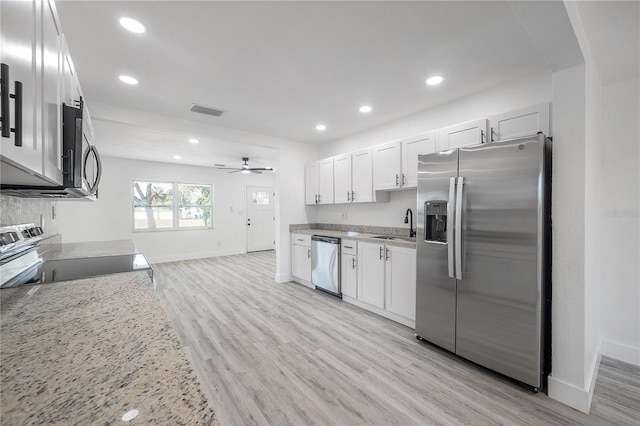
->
[379,246,383,260]
[491,127,496,142]
[314,194,318,203]
[395,174,399,187]
[402,173,406,186]
[318,194,321,203]
[344,245,353,249]
[447,178,456,279]
[481,129,486,143]
[296,238,304,242]
[352,257,356,269]
[385,247,390,261]
[308,248,311,258]
[455,176,464,280]
[351,191,355,201]
[347,191,351,202]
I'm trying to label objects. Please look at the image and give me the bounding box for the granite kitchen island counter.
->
[0,271,214,425]
[41,239,138,261]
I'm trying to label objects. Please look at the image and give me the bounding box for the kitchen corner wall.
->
[315,70,553,232]
[0,194,60,237]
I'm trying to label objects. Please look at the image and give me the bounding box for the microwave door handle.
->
[92,146,102,191]
[455,176,464,280]
[448,177,456,279]
[84,145,102,193]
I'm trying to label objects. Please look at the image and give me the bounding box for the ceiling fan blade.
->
[228,170,241,173]
[250,170,263,174]
[249,168,273,171]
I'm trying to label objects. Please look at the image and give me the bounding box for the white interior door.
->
[246,186,275,252]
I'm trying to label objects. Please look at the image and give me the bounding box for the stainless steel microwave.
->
[0,101,102,199]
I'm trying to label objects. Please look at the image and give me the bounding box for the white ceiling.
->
[52,1,634,167]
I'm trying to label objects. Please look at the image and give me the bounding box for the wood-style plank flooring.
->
[154,251,639,425]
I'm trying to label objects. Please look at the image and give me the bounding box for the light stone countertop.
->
[290,224,417,249]
[0,272,215,425]
[42,239,138,261]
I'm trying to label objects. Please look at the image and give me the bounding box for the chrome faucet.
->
[404,208,416,238]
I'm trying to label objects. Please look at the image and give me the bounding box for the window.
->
[133,180,213,230]
[252,190,270,206]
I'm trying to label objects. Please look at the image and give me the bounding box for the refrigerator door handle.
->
[455,176,464,280]
[448,177,456,279]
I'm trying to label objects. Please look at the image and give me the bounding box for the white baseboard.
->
[600,340,640,366]
[548,375,592,413]
[148,248,246,264]
[342,295,415,329]
[275,273,292,283]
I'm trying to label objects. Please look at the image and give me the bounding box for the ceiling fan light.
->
[241,170,251,174]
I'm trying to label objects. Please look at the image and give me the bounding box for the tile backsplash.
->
[0,194,59,236]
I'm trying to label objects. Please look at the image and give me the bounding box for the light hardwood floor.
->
[154,251,639,425]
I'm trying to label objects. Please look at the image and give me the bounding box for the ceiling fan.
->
[216,157,273,174]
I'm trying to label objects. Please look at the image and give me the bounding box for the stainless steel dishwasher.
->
[311,235,341,297]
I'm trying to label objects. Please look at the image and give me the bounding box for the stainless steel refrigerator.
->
[415,133,552,391]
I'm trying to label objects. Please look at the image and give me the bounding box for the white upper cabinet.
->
[401,131,436,188]
[0,0,41,178]
[304,161,319,205]
[317,157,334,204]
[333,153,351,204]
[373,141,402,190]
[1,0,68,186]
[304,158,335,205]
[489,103,550,142]
[351,148,373,203]
[41,0,63,184]
[334,148,374,204]
[437,118,488,151]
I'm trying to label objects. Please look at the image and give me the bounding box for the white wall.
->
[599,77,640,364]
[72,102,319,281]
[58,157,276,263]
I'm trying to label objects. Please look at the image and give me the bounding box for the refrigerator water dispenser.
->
[425,201,448,243]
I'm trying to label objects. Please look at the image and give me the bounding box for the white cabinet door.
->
[291,243,311,282]
[401,131,436,188]
[437,118,488,151]
[385,245,417,321]
[373,141,401,191]
[341,253,357,298]
[40,0,63,184]
[490,103,550,142]
[333,153,351,204]
[304,162,319,205]
[317,157,334,204]
[357,242,385,309]
[0,0,40,176]
[351,148,373,203]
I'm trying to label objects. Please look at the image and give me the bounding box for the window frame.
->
[132,179,214,232]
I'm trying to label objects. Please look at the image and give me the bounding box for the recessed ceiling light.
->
[173,155,181,160]
[119,75,138,85]
[316,124,327,131]
[359,105,372,113]
[119,17,146,34]
[426,75,444,86]
[188,138,199,144]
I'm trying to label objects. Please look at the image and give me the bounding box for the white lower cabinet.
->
[357,242,386,308]
[291,233,312,286]
[384,245,417,321]
[355,241,416,327]
[341,240,358,298]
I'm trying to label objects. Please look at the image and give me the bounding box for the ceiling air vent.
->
[190,103,225,117]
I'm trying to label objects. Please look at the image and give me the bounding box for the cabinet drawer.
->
[291,233,311,247]
[341,239,357,255]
